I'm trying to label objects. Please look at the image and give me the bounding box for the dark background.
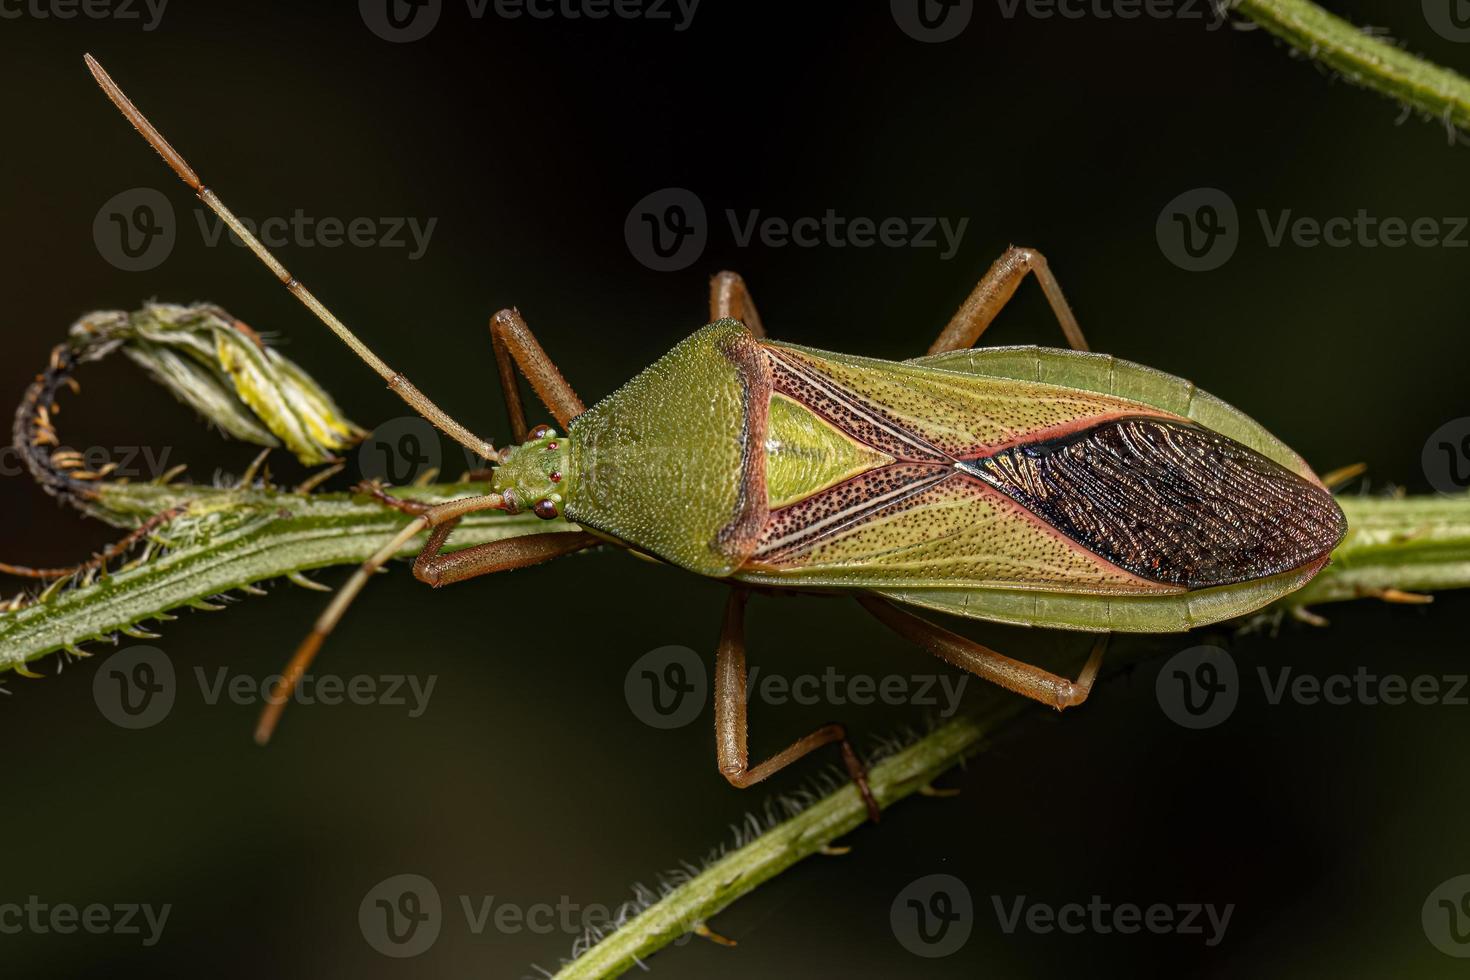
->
[3,1,1469,976]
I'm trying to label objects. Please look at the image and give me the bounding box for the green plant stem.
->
[1288,494,1470,605]
[1234,0,1470,131]
[0,482,574,672]
[552,699,1028,980]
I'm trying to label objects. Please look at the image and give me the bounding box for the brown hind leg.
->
[714,589,881,821]
[858,595,1107,711]
[928,246,1089,354]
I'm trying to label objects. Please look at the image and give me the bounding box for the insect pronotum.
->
[84,55,1346,821]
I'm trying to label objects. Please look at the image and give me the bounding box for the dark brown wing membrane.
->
[963,417,1347,588]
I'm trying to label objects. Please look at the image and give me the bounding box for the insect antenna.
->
[81,55,513,741]
[82,54,497,463]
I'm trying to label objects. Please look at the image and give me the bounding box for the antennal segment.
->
[84,53,497,462]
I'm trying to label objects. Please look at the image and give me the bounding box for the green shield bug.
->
[86,55,1346,821]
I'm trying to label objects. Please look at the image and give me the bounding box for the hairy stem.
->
[0,482,575,673]
[1233,0,1470,133]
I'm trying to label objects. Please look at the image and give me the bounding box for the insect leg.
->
[0,505,186,580]
[714,589,882,822]
[411,527,600,587]
[857,595,1107,711]
[255,492,510,744]
[928,246,1090,354]
[709,271,766,337]
[489,309,586,443]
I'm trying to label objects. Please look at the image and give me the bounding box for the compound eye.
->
[532,498,559,520]
[527,424,555,441]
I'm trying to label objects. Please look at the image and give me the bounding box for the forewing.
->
[743,343,1345,597]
